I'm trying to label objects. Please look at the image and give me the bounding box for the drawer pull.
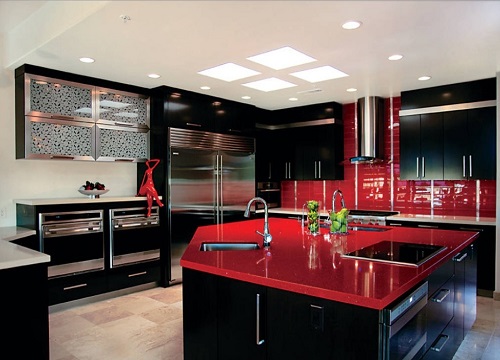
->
[50,115,75,120]
[417,224,439,229]
[186,122,202,127]
[453,253,468,263]
[388,223,402,226]
[458,227,483,232]
[63,283,88,291]
[431,289,450,303]
[128,271,147,278]
[256,293,265,345]
[50,155,75,160]
[431,334,449,352]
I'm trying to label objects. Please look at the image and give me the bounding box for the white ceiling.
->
[2,1,500,110]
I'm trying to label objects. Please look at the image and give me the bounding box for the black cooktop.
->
[342,241,447,267]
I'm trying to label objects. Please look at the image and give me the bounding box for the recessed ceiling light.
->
[198,63,260,82]
[242,77,297,92]
[346,88,357,92]
[148,73,161,79]
[388,54,403,61]
[342,21,362,30]
[418,76,432,81]
[200,86,211,90]
[290,66,348,83]
[79,57,95,63]
[247,46,316,70]
[289,97,299,102]
[241,96,251,100]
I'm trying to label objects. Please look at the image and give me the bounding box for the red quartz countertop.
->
[180,218,479,310]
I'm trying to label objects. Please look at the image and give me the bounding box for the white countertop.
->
[15,196,157,206]
[0,227,50,270]
[387,213,496,227]
[267,207,496,226]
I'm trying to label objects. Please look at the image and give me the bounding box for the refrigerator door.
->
[169,148,217,284]
[219,151,256,223]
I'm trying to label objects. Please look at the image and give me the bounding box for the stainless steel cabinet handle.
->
[422,157,425,178]
[256,294,265,345]
[469,155,473,178]
[431,334,449,352]
[314,161,317,178]
[186,122,202,127]
[114,121,134,127]
[416,157,419,178]
[463,155,466,178]
[417,224,439,229]
[453,253,468,263]
[458,227,483,232]
[50,155,75,160]
[318,161,321,179]
[128,271,147,277]
[268,163,272,180]
[63,283,88,291]
[51,115,75,120]
[388,222,402,226]
[432,288,450,303]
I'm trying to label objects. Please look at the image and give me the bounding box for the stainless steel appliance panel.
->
[168,128,255,284]
[109,206,161,268]
[39,210,105,278]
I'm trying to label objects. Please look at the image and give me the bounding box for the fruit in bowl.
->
[81,180,106,191]
[79,181,109,198]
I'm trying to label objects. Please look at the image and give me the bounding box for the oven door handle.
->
[43,223,102,237]
[113,219,159,228]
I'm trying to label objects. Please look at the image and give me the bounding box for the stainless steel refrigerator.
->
[167,127,255,284]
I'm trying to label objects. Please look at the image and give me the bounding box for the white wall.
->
[0,38,138,227]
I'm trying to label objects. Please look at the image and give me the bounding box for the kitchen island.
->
[181,218,479,359]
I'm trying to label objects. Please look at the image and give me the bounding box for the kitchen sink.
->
[199,242,261,251]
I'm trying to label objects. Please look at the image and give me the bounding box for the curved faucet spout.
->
[332,189,346,214]
[244,197,272,247]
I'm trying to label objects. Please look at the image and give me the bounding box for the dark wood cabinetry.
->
[443,107,496,180]
[387,220,493,297]
[1,263,49,360]
[400,78,496,181]
[400,113,444,180]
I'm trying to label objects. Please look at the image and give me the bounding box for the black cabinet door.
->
[400,115,422,180]
[467,107,496,180]
[217,276,267,360]
[400,114,443,180]
[443,110,468,179]
[267,287,379,359]
[212,100,257,136]
[167,91,215,131]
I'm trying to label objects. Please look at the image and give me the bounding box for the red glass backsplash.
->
[282,97,496,217]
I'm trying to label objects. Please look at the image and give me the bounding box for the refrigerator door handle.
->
[219,154,224,223]
[216,154,220,225]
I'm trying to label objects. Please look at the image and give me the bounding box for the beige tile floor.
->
[49,285,500,360]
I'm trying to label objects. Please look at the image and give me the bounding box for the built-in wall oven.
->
[109,206,161,268]
[39,210,105,278]
[380,281,428,360]
[256,181,281,209]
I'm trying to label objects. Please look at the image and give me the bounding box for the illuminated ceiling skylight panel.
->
[290,66,349,83]
[198,63,261,82]
[247,46,316,70]
[242,77,297,92]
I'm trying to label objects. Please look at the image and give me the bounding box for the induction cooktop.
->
[342,241,447,267]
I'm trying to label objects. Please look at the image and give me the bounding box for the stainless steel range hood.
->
[350,96,385,164]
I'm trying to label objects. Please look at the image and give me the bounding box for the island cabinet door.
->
[266,288,380,359]
[217,276,267,360]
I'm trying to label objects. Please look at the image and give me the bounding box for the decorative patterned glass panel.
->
[29,78,93,119]
[30,121,93,157]
[97,90,149,127]
[98,127,148,159]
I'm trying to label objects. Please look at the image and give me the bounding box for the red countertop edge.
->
[180,218,479,310]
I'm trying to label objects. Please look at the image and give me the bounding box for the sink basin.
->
[200,242,260,251]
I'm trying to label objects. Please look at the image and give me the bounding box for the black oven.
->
[39,210,105,278]
[109,206,161,268]
[256,181,280,209]
[380,281,428,360]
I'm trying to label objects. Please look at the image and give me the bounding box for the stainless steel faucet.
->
[332,189,345,213]
[244,197,272,248]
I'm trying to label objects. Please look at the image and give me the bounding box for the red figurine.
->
[137,159,164,216]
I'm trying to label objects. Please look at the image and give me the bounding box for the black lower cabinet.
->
[183,268,380,360]
[1,263,49,360]
[48,270,107,306]
[107,261,161,292]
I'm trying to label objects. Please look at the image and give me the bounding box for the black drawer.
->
[48,270,107,305]
[107,261,160,291]
[426,275,455,354]
[427,257,454,296]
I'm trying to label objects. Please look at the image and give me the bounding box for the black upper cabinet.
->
[400,113,443,180]
[166,90,215,131]
[443,107,496,180]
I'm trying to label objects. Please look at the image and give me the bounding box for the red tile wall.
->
[282,97,496,217]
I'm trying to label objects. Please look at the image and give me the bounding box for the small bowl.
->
[78,189,109,199]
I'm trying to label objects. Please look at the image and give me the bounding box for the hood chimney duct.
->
[350,96,385,163]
